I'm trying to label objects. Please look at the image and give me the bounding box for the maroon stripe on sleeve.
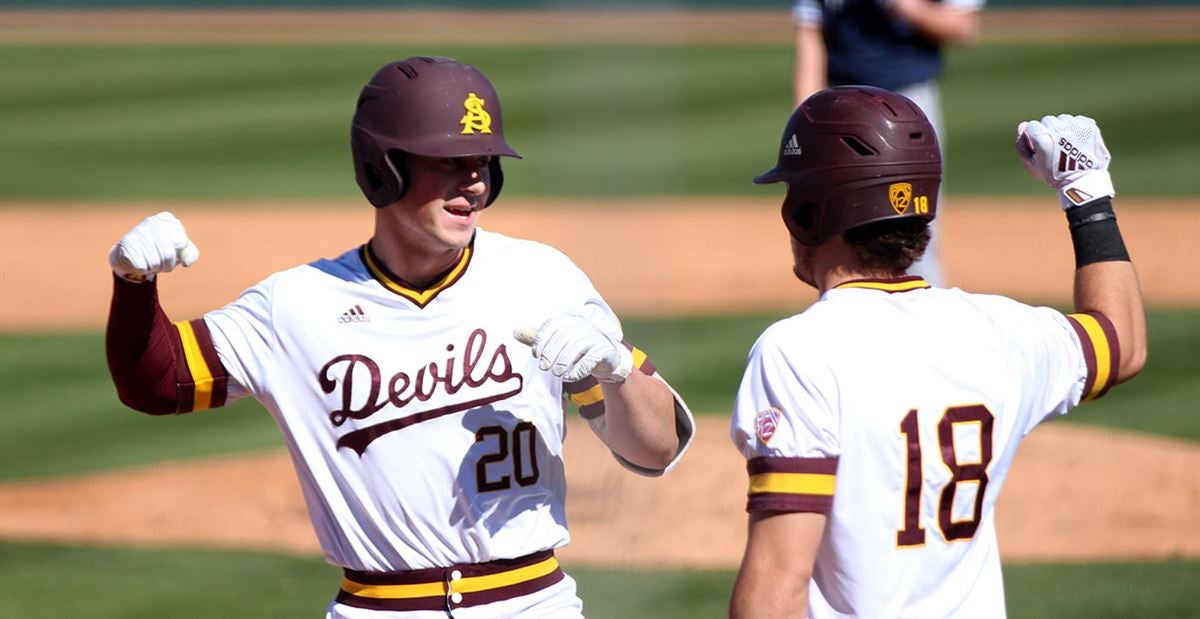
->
[564,376,598,395]
[1065,314,1099,399]
[747,493,834,514]
[187,318,229,408]
[1084,310,1121,397]
[747,457,838,476]
[637,356,656,376]
[619,341,658,376]
[578,401,605,420]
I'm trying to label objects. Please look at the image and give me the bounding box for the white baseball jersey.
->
[192,228,693,573]
[731,277,1119,619]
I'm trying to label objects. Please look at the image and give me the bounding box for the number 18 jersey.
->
[730,277,1118,618]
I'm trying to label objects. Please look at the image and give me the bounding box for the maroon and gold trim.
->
[172,319,228,412]
[360,240,472,308]
[833,276,930,293]
[1065,311,1120,402]
[336,550,564,612]
[564,344,656,419]
[746,456,838,514]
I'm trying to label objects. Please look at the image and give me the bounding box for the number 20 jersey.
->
[201,229,692,573]
[730,277,1118,619]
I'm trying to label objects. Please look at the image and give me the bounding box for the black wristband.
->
[1066,198,1130,268]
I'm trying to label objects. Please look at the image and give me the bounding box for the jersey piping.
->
[833,276,930,293]
[359,241,473,308]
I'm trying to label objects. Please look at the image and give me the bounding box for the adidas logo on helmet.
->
[783,134,803,157]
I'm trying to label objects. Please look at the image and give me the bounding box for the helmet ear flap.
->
[782,187,820,246]
[485,157,504,207]
[352,127,408,208]
[383,150,408,207]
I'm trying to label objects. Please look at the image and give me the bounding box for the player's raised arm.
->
[106,212,228,415]
[1015,115,1148,383]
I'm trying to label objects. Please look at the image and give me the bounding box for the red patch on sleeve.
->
[755,407,782,444]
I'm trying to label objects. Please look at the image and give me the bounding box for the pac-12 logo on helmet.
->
[889,182,913,215]
[755,407,783,444]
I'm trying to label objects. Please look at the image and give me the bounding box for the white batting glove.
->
[514,314,634,384]
[1015,114,1114,209]
[108,211,200,282]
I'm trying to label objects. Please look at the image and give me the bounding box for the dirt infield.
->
[2,198,1198,331]
[0,199,1197,567]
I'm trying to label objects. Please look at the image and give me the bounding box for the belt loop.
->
[443,567,465,617]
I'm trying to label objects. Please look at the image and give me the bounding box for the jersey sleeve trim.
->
[565,377,604,420]
[746,456,838,514]
[1065,311,1120,401]
[173,319,229,412]
[564,344,655,419]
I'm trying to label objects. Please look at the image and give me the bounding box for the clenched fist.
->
[108,211,200,282]
[514,314,633,384]
[1015,114,1114,209]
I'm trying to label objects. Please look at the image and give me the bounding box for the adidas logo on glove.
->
[1057,137,1096,172]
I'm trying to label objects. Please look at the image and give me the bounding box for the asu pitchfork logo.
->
[460,92,493,135]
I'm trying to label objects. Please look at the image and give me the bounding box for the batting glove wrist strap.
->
[1059,169,1115,210]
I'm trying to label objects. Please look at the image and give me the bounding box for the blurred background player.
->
[105,56,694,618]
[728,87,1145,617]
[792,0,985,286]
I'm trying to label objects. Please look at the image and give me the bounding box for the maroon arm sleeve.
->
[105,275,228,415]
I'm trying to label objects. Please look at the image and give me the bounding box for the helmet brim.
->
[752,166,787,185]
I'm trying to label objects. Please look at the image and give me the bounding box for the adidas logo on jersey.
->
[782,134,802,157]
[338,305,370,323]
[1057,137,1095,172]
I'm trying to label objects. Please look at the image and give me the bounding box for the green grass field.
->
[2,41,1198,202]
[1,542,1197,618]
[2,33,1198,619]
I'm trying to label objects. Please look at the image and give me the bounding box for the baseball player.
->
[792,0,986,288]
[727,86,1146,618]
[105,56,694,618]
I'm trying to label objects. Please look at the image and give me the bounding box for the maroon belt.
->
[336,550,564,612]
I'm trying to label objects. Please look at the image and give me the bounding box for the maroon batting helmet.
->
[351,56,521,208]
[755,86,941,246]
